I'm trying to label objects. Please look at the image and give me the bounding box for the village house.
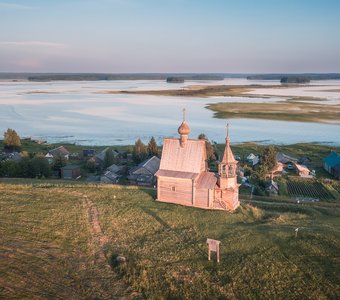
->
[83,149,96,157]
[324,151,340,179]
[155,111,239,211]
[0,151,22,162]
[45,146,70,164]
[60,165,81,180]
[94,148,125,169]
[246,153,259,167]
[294,163,312,178]
[276,153,299,165]
[101,171,120,184]
[100,163,124,184]
[266,180,279,195]
[128,156,160,186]
[267,162,285,179]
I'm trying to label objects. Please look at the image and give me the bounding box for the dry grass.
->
[0,183,339,299]
[207,101,340,124]
[96,84,274,97]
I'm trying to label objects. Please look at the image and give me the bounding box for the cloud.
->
[0,41,66,48]
[0,2,32,10]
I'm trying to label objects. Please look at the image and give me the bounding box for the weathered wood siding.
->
[195,188,209,208]
[158,177,192,205]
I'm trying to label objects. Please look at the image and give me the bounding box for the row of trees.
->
[131,135,218,164]
[132,137,159,163]
[0,154,67,178]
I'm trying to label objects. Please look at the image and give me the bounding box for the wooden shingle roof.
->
[196,172,217,189]
[159,138,206,174]
[221,138,236,164]
[155,169,199,179]
[130,156,160,175]
[49,146,70,157]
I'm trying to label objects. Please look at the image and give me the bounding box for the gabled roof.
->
[272,162,284,173]
[49,146,70,157]
[95,147,109,162]
[294,163,310,173]
[159,138,206,173]
[324,151,340,168]
[6,152,22,162]
[101,170,119,182]
[276,153,298,164]
[247,153,256,160]
[130,156,160,175]
[107,164,122,174]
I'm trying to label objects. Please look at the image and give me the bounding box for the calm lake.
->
[0,79,339,145]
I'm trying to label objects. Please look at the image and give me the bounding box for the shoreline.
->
[97,84,340,124]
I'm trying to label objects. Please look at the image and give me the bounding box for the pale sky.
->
[0,0,339,73]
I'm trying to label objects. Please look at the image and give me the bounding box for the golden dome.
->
[178,121,190,135]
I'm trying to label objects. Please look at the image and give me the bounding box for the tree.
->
[31,154,51,178]
[104,148,114,168]
[18,157,31,177]
[198,133,216,162]
[133,138,148,163]
[3,128,21,151]
[254,146,277,180]
[147,137,159,157]
[86,160,96,173]
[52,154,67,171]
[0,160,20,177]
[261,146,277,173]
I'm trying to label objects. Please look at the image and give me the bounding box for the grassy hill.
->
[0,183,339,299]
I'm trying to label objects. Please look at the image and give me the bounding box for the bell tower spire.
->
[218,124,237,189]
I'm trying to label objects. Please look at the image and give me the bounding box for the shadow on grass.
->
[140,206,208,258]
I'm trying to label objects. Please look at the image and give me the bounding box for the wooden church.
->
[155,110,240,211]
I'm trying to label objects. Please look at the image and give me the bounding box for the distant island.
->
[280,76,310,84]
[166,77,185,83]
[247,73,340,81]
[0,73,224,82]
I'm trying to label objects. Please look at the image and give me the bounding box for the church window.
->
[228,165,233,176]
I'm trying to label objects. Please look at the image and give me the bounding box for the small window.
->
[171,186,176,192]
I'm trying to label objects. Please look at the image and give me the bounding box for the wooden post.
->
[208,189,212,208]
[208,244,211,261]
[207,239,221,263]
[156,177,160,200]
[217,244,220,263]
[192,179,196,206]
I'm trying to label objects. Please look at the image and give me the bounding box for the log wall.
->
[158,177,192,206]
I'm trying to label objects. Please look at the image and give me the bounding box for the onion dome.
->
[178,121,190,135]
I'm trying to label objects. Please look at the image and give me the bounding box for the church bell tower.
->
[218,124,238,190]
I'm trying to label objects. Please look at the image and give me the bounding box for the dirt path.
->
[75,192,140,299]
[82,194,110,265]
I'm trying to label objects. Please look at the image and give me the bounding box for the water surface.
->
[0,80,339,145]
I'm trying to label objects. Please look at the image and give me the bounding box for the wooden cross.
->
[207,238,221,263]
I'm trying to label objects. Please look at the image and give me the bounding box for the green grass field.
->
[0,183,339,299]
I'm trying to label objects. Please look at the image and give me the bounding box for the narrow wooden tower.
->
[215,124,240,210]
